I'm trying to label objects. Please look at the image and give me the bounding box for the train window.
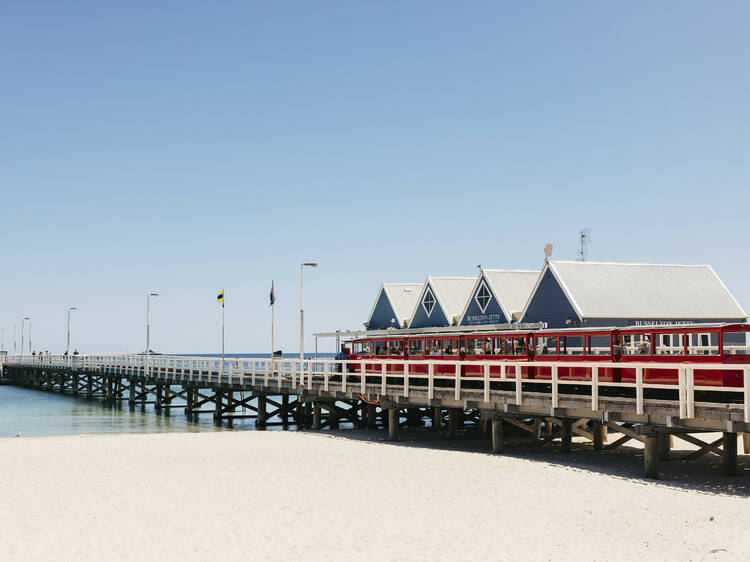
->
[538,336,557,355]
[390,341,403,355]
[512,337,527,355]
[623,334,650,355]
[492,338,505,355]
[375,341,389,356]
[355,341,373,355]
[466,338,484,355]
[353,342,363,354]
[722,330,748,355]
[688,333,718,355]
[656,333,683,355]
[587,335,610,355]
[408,339,424,355]
[560,336,583,355]
[426,339,442,356]
[443,339,459,355]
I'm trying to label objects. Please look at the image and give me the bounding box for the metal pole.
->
[29,319,32,355]
[13,326,16,354]
[146,294,150,377]
[21,318,28,365]
[221,299,225,376]
[299,264,304,362]
[66,307,77,355]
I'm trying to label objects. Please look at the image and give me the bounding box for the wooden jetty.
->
[1,354,749,478]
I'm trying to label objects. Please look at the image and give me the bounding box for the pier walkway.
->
[2,354,749,478]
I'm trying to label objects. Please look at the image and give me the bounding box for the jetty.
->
[1,353,748,478]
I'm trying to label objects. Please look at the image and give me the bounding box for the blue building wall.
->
[409,284,449,328]
[368,290,399,330]
[522,269,579,328]
[460,281,508,326]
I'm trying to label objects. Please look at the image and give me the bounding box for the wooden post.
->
[184,387,194,416]
[479,419,489,437]
[532,417,542,443]
[448,409,457,438]
[86,375,93,400]
[329,404,340,430]
[256,395,267,429]
[742,433,750,455]
[387,408,399,441]
[312,402,321,429]
[657,433,671,461]
[644,435,660,479]
[592,420,604,450]
[213,391,223,425]
[491,419,504,454]
[723,432,738,476]
[155,384,163,413]
[367,404,377,429]
[282,394,290,428]
[72,374,79,395]
[433,407,442,430]
[560,418,572,453]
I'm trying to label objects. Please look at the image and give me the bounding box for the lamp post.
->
[21,317,29,365]
[67,307,77,355]
[299,262,318,362]
[146,292,159,377]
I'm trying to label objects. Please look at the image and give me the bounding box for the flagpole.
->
[221,293,225,378]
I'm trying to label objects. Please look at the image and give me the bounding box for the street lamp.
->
[67,307,77,355]
[299,262,318,361]
[21,317,29,365]
[146,292,159,377]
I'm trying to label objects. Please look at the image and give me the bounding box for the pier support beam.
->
[560,419,572,453]
[256,396,267,429]
[532,418,542,443]
[387,409,399,441]
[184,387,195,416]
[214,392,223,425]
[312,402,321,430]
[644,435,660,479]
[592,421,605,450]
[448,409,457,438]
[433,407,442,430]
[723,432,738,476]
[657,434,672,461]
[367,404,377,429]
[491,419,504,454]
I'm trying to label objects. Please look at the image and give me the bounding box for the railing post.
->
[403,363,409,398]
[686,367,695,419]
[744,367,750,424]
[500,364,506,381]
[360,361,365,393]
[551,364,559,413]
[483,363,490,403]
[515,364,522,406]
[591,366,599,411]
[636,366,644,415]
[428,362,434,400]
[454,363,461,400]
[324,362,330,392]
[678,367,686,419]
[381,363,386,395]
[342,363,347,393]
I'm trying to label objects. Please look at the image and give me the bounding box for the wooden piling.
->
[657,433,671,461]
[387,408,399,441]
[433,407,442,430]
[742,433,750,455]
[723,432,738,476]
[491,419,504,454]
[560,418,572,453]
[532,417,542,443]
[644,435,660,479]
[592,420,604,450]
[367,404,377,429]
[214,391,223,425]
[256,395,267,429]
[448,409,457,438]
[312,402,321,429]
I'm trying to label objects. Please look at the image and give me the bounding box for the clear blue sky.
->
[1,1,748,354]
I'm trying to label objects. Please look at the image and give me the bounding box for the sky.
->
[1,1,749,354]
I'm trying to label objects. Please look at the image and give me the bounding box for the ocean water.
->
[0,352,336,438]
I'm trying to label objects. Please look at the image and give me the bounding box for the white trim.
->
[421,286,437,317]
[518,263,584,323]
[707,265,748,320]
[406,277,454,328]
[547,261,585,320]
[365,284,386,328]
[475,278,493,314]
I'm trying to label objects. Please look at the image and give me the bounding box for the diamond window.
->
[475,281,492,313]
[422,287,436,317]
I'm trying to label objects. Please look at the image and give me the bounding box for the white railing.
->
[1,354,748,424]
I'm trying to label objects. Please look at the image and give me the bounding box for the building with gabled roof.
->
[408,276,476,329]
[520,260,747,329]
[459,269,539,326]
[365,283,423,329]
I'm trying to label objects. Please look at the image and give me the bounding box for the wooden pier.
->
[1,354,749,478]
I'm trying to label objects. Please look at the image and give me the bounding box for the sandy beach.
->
[0,429,749,561]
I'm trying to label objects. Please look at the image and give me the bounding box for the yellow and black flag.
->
[217,289,224,306]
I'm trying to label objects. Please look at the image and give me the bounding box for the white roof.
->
[379,283,423,327]
[482,269,539,318]
[526,260,747,320]
[416,276,476,324]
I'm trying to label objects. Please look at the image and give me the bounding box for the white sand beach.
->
[1,430,749,561]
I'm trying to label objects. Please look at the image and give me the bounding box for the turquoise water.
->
[0,352,336,438]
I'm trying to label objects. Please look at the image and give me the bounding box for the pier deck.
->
[2,354,749,478]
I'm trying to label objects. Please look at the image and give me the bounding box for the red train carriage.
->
[346,323,750,388]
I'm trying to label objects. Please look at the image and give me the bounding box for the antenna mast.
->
[578,228,591,261]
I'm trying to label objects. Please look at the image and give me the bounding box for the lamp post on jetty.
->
[299,262,318,362]
[146,292,159,377]
[20,317,29,365]
[66,307,77,356]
